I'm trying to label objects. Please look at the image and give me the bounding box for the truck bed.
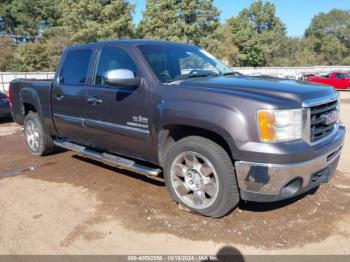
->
[10,78,53,126]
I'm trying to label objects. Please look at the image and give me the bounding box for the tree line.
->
[0,0,349,72]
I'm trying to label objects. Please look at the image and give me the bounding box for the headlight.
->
[257,109,302,142]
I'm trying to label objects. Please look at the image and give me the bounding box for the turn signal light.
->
[257,111,276,142]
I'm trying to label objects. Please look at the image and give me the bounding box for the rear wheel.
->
[164,136,240,218]
[24,111,54,156]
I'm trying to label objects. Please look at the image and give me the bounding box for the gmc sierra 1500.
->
[10,40,345,217]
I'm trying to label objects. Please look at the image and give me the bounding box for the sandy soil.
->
[0,92,349,256]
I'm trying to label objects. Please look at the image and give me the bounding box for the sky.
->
[132,0,350,37]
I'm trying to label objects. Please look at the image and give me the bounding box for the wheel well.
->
[159,124,234,166]
[23,103,36,115]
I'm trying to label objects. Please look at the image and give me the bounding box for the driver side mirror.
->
[105,69,142,88]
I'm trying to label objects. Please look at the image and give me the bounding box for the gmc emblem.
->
[323,111,339,125]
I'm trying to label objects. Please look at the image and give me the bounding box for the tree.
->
[227,0,286,66]
[214,23,240,66]
[0,0,60,40]
[0,36,15,71]
[137,0,221,52]
[42,27,70,70]
[269,37,321,66]
[58,0,135,44]
[13,42,50,71]
[0,0,18,35]
[305,9,350,65]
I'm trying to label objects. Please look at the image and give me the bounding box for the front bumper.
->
[235,142,343,203]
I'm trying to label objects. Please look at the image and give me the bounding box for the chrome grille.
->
[310,99,338,142]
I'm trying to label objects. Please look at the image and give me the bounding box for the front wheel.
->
[164,136,240,218]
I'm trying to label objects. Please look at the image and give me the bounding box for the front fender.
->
[157,100,249,159]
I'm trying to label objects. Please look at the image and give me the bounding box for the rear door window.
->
[60,49,92,86]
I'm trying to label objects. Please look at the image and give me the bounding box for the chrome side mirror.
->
[105,69,141,88]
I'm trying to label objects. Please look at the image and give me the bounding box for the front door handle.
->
[87,96,103,105]
[55,94,64,102]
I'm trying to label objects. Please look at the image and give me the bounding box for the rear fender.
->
[20,88,44,118]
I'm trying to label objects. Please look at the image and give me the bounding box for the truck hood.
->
[177,75,336,107]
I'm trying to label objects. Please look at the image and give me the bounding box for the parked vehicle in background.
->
[299,73,316,81]
[9,40,345,217]
[0,91,11,120]
[306,71,350,90]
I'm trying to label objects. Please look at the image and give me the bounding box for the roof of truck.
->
[66,39,196,50]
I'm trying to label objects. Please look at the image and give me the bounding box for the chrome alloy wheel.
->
[25,120,40,152]
[170,151,219,210]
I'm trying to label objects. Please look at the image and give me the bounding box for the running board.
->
[53,140,162,177]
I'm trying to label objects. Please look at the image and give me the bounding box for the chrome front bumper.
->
[235,144,343,202]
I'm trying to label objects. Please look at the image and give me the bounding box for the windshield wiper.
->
[223,71,243,76]
[168,71,220,83]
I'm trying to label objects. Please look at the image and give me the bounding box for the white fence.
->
[1,66,349,94]
[0,72,54,94]
[233,66,350,79]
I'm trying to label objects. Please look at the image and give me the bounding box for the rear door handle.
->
[87,96,103,105]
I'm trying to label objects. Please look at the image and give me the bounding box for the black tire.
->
[164,136,240,218]
[24,111,54,156]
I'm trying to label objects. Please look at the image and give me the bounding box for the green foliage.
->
[13,42,50,71]
[214,24,240,65]
[58,0,135,44]
[0,0,18,34]
[228,0,287,66]
[42,27,70,71]
[0,36,16,71]
[0,0,60,40]
[137,0,221,52]
[269,37,321,66]
[305,9,350,65]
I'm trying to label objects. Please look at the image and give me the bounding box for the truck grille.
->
[310,99,338,142]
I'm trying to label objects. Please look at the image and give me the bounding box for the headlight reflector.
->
[257,109,302,142]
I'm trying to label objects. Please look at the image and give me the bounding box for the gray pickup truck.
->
[10,40,345,217]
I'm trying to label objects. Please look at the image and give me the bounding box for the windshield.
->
[138,44,233,83]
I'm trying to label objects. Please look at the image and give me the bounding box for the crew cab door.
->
[83,46,153,161]
[333,73,349,89]
[52,49,93,143]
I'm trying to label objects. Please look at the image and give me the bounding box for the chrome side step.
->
[53,140,162,177]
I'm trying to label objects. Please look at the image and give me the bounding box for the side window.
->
[94,47,138,86]
[60,49,92,86]
[138,45,169,83]
[335,73,344,79]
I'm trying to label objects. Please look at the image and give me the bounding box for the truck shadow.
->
[239,187,319,212]
[0,116,13,124]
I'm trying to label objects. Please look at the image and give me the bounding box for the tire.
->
[164,136,240,218]
[24,111,54,156]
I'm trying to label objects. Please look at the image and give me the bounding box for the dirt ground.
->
[0,92,349,256]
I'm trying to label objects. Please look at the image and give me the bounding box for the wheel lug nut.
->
[189,180,193,185]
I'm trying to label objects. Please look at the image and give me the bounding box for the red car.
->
[306,71,350,90]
